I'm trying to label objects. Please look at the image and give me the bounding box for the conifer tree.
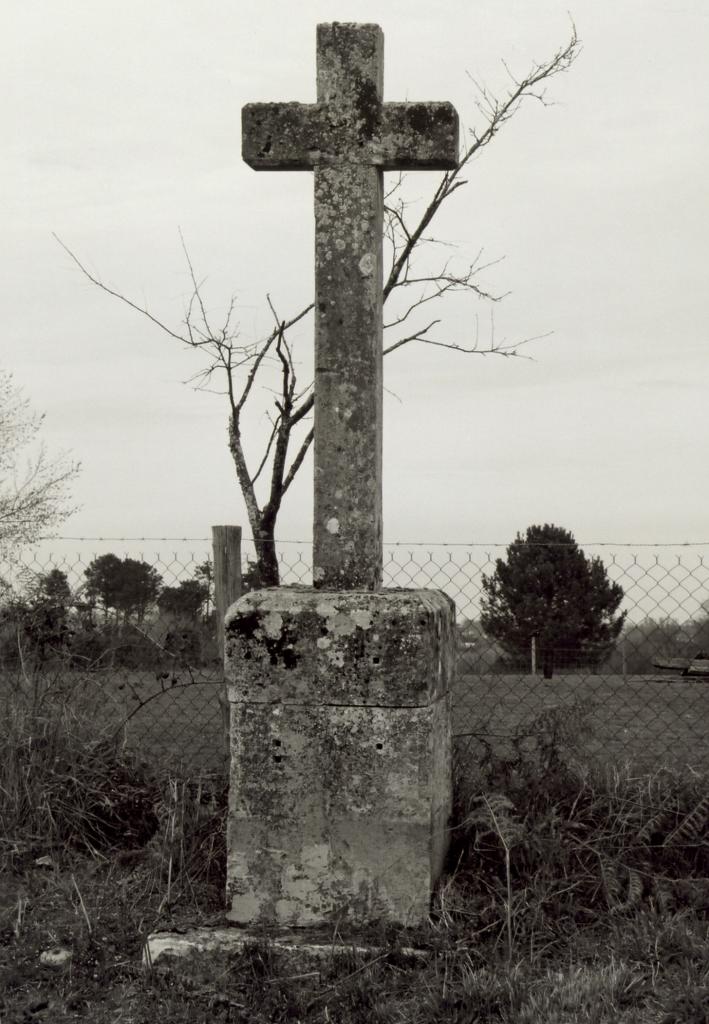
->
[481,524,625,678]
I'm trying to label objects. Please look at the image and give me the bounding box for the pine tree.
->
[480,524,625,678]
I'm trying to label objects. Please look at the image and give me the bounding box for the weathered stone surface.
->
[241,23,459,589]
[313,157,383,591]
[225,587,455,706]
[242,101,458,171]
[227,700,451,927]
[225,587,455,927]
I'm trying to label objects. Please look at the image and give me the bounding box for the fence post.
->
[212,525,242,764]
[531,634,537,675]
[212,525,243,659]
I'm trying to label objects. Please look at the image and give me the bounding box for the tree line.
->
[0,555,219,672]
[4,525,705,679]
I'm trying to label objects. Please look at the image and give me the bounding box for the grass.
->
[455,670,709,770]
[0,666,227,775]
[3,662,708,776]
[3,844,708,1023]
[1,667,708,1022]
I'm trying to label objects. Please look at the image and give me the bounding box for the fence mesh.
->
[2,539,708,776]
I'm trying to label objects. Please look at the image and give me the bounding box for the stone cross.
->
[242,23,459,590]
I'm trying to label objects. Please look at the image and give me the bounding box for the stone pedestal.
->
[224,587,455,927]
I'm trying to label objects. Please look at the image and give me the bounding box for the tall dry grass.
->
[1,667,708,1021]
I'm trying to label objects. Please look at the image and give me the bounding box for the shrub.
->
[0,669,160,864]
[447,703,709,961]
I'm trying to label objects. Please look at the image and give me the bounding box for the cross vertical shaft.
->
[313,25,384,590]
[241,22,459,590]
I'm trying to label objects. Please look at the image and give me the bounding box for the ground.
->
[1,844,707,1023]
[1,666,707,1020]
[3,666,705,775]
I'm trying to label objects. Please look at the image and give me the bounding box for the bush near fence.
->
[1,540,708,775]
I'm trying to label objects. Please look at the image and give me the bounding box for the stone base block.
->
[224,587,455,928]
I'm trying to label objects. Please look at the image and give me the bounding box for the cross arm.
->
[379,103,459,170]
[243,100,459,171]
[242,102,322,170]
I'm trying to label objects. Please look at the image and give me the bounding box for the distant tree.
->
[27,568,74,664]
[194,560,214,618]
[241,560,264,594]
[0,370,80,555]
[481,524,626,678]
[157,579,209,621]
[84,554,162,624]
[83,554,124,621]
[614,617,684,675]
[193,555,259,603]
[34,567,72,609]
[688,613,709,657]
[0,568,74,668]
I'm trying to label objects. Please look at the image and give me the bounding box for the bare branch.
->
[384,265,506,332]
[178,228,214,339]
[409,332,546,359]
[383,321,441,356]
[250,414,281,487]
[0,372,81,552]
[54,235,188,344]
[288,392,314,431]
[281,427,314,497]
[385,315,550,359]
[233,301,314,415]
[382,26,579,302]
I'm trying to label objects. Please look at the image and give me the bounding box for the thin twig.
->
[71,873,92,935]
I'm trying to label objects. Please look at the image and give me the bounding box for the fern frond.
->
[599,854,622,910]
[463,793,524,852]
[663,794,709,848]
[636,797,676,845]
[601,858,644,913]
[650,877,673,914]
[622,867,643,909]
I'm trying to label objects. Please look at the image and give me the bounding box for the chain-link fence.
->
[2,538,708,776]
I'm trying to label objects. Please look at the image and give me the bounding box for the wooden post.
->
[212,525,243,659]
[212,525,243,763]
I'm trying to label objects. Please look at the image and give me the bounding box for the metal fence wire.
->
[1,540,708,775]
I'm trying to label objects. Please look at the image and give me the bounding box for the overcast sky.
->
[5,0,708,553]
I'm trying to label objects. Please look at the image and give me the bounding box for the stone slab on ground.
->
[143,926,430,967]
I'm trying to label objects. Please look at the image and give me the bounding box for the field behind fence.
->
[2,537,708,775]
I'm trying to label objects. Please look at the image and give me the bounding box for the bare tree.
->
[0,370,81,557]
[57,29,578,584]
